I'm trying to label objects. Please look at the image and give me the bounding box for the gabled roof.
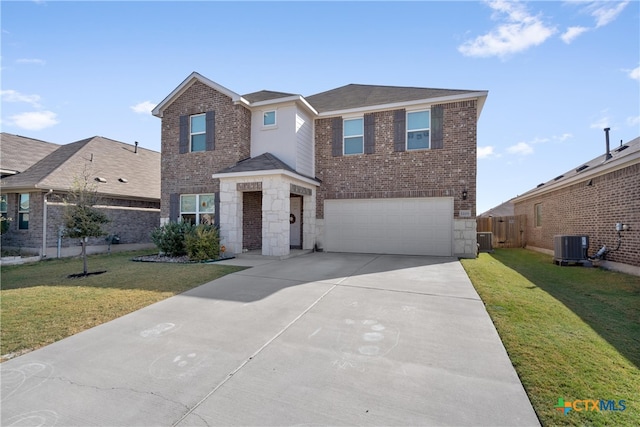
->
[0,133,60,176]
[305,84,488,115]
[0,136,160,201]
[513,136,640,202]
[152,72,246,118]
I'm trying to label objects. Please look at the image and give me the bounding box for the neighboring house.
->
[478,200,514,218]
[152,72,488,258]
[512,135,639,272]
[1,134,161,257]
[0,133,59,178]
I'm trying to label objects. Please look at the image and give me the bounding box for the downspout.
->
[42,189,53,257]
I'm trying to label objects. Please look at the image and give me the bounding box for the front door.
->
[289,196,302,248]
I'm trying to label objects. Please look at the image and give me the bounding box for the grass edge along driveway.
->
[461,249,639,427]
[1,250,246,361]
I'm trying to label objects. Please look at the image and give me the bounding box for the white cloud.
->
[1,89,42,107]
[458,0,556,58]
[507,141,534,155]
[130,101,156,115]
[588,0,629,28]
[561,26,589,44]
[554,133,573,142]
[9,111,59,131]
[590,115,610,130]
[627,116,640,127]
[477,146,495,159]
[628,66,640,81]
[16,58,46,65]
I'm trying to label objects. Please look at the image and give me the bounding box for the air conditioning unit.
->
[477,232,493,252]
[553,235,589,266]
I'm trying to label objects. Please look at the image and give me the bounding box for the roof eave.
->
[212,169,320,187]
[512,153,640,203]
[249,95,319,116]
[316,91,489,117]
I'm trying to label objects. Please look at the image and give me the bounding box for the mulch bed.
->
[132,254,234,263]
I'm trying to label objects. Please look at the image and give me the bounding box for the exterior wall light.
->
[462,189,468,200]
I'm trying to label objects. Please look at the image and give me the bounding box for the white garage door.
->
[324,197,453,256]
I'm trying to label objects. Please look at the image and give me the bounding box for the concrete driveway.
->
[1,252,540,426]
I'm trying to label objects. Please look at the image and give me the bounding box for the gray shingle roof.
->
[0,133,60,175]
[0,136,160,200]
[515,136,640,200]
[216,152,297,174]
[242,90,298,103]
[305,84,481,113]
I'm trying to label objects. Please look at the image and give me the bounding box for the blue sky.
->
[2,0,638,214]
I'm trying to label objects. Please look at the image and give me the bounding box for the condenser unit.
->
[553,235,589,266]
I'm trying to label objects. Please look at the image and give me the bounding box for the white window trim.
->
[406,109,431,151]
[263,110,277,128]
[190,113,206,152]
[180,193,215,224]
[343,117,364,155]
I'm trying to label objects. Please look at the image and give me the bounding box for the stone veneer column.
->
[302,190,316,250]
[454,219,477,258]
[219,180,243,255]
[261,177,290,257]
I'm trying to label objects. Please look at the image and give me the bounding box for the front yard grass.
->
[461,249,639,427]
[1,250,246,360]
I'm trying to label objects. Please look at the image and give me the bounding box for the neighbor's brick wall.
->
[1,192,160,253]
[315,100,477,218]
[242,191,262,250]
[514,163,639,267]
[160,80,251,219]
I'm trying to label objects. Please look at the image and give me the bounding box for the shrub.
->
[150,222,194,257]
[185,225,220,261]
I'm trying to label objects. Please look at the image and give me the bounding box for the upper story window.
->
[18,193,29,230]
[343,118,364,155]
[180,194,215,225]
[263,110,276,127]
[190,114,206,152]
[407,110,430,150]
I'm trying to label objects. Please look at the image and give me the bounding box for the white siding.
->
[250,103,297,169]
[295,110,314,177]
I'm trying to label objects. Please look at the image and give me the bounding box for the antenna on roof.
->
[134,141,139,154]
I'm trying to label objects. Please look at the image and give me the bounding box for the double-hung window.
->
[190,114,206,152]
[407,110,430,150]
[343,118,364,155]
[180,194,215,225]
[18,193,29,230]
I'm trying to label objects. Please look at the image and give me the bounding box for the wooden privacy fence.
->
[476,215,526,248]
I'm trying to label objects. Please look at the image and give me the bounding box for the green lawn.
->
[1,250,246,360]
[461,249,640,427]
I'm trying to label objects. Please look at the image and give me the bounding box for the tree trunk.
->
[82,239,88,275]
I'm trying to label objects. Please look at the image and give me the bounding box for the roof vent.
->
[536,183,545,188]
[553,175,564,181]
[95,177,107,183]
[118,178,128,183]
[576,164,589,172]
[615,145,628,153]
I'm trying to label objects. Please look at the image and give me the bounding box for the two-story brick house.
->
[153,72,487,258]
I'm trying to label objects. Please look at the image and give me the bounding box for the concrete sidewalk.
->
[1,253,540,426]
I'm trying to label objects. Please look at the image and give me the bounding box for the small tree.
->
[63,173,110,275]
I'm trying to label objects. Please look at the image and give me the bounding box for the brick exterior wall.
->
[242,191,262,250]
[315,100,477,218]
[160,81,251,220]
[1,191,159,253]
[514,163,640,267]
